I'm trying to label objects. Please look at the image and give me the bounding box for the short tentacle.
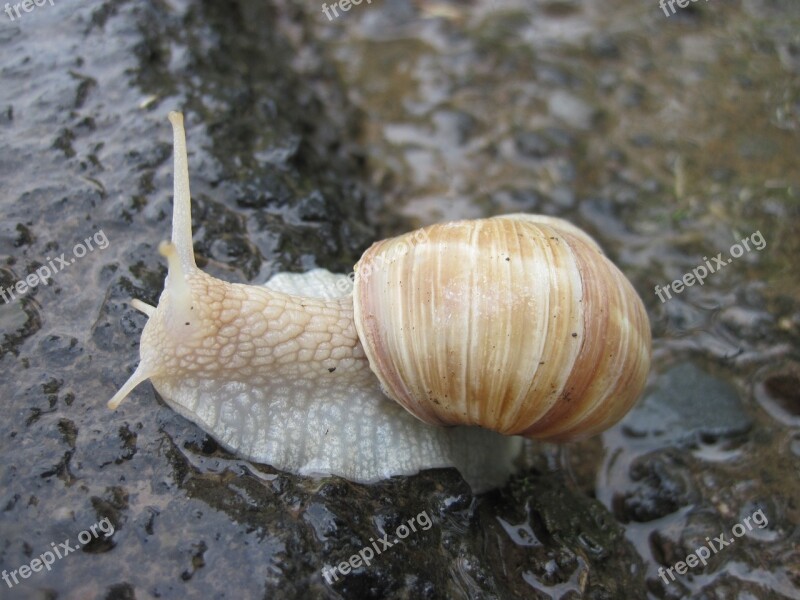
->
[131,298,155,316]
[108,363,152,410]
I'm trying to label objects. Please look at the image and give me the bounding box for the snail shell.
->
[353,213,651,441]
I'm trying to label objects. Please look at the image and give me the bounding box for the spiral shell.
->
[352,214,651,442]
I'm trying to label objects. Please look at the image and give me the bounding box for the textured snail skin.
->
[108,112,522,493]
[353,216,652,442]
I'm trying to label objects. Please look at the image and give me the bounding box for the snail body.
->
[108,113,650,492]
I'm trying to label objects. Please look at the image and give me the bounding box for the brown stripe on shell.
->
[519,232,651,440]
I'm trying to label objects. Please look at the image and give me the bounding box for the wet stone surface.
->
[621,362,753,446]
[1,0,799,599]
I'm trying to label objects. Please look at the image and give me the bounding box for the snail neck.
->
[109,267,375,410]
[140,268,373,387]
[233,279,373,384]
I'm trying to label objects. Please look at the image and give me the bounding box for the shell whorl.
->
[352,214,651,441]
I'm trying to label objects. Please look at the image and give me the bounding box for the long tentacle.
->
[168,111,197,271]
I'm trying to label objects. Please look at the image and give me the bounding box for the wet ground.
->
[0,0,798,598]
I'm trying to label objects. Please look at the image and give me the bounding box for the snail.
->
[107,112,651,493]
